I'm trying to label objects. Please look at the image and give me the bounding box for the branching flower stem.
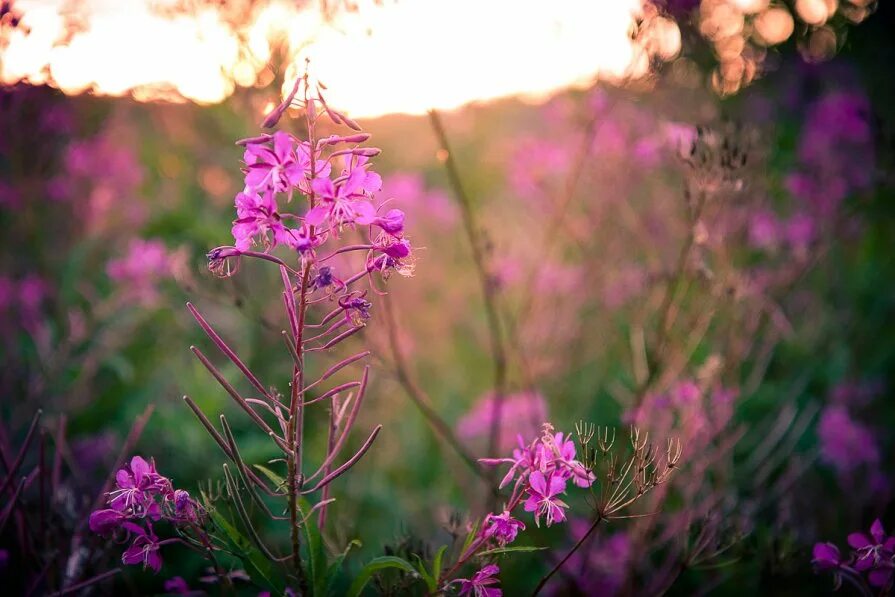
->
[381,292,487,480]
[532,515,604,596]
[428,109,508,503]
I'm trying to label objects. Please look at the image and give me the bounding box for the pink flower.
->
[524,470,568,527]
[307,166,377,229]
[231,191,302,251]
[106,238,174,305]
[109,456,169,518]
[89,508,126,534]
[457,564,502,597]
[482,511,525,546]
[243,131,305,194]
[121,524,163,573]
[818,405,879,475]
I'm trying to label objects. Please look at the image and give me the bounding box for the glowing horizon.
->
[0,0,680,118]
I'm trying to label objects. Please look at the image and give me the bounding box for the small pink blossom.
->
[524,470,568,527]
[457,564,502,597]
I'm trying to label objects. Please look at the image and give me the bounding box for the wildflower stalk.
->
[49,569,121,597]
[507,100,616,383]
[380,292,486,480]
[428,109,508,501]
[636,188,708,404]
[531,514,603,596]
[287,259,312,589]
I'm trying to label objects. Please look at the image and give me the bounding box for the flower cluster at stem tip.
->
[211,73,414,286]
[813,519,895,590]
[451,424,596,595]
[89,456,202,573]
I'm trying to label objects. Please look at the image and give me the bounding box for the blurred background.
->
[1,0,894,594]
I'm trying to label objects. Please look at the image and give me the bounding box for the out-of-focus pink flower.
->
[379,172,457,225]
[107,238,175,306]
[748,210,782,250]
[817,405,879,475]
[784,212,815,251]
[457,390,547,454]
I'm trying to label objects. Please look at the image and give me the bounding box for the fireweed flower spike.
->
[173,70,410,591]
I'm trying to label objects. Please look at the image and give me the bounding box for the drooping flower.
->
[812,542,842,571]
[457,564,502,597]
[482,511,526,546]
[121,523,163,573]
[89,508,126,534]
[339,294,372,324]
[172,489,199,524]
[524,470,568,527]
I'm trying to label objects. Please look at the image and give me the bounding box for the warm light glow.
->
[0,0,675,118]
[795,0,838,26]
[753,7,795,45]
[730,0,769,15]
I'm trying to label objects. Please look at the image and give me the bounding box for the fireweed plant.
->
[81,72,409,593]
[80,68,681,595]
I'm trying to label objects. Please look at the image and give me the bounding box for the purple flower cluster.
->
[481,424,594,528]
[90,456,201,573]
[814,519,895,590]
[229,124,412,276]
[449,426,597,595]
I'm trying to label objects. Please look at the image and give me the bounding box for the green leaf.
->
[297,497,327,597]
[209,507,282,592]
[432,545,448,585]
[412,554,435,592]
[460,520,480,555]
[346,556,418,597]
[476,545,549,556]
[254,463,286,489]
[325,540,362,596]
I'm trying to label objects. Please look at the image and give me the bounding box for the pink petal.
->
[848,533,872,549]
[305,206,329,227]
[528,470,547,496]
[353,201,377,225]
[272,131,293,162]
[871,519,886,543]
